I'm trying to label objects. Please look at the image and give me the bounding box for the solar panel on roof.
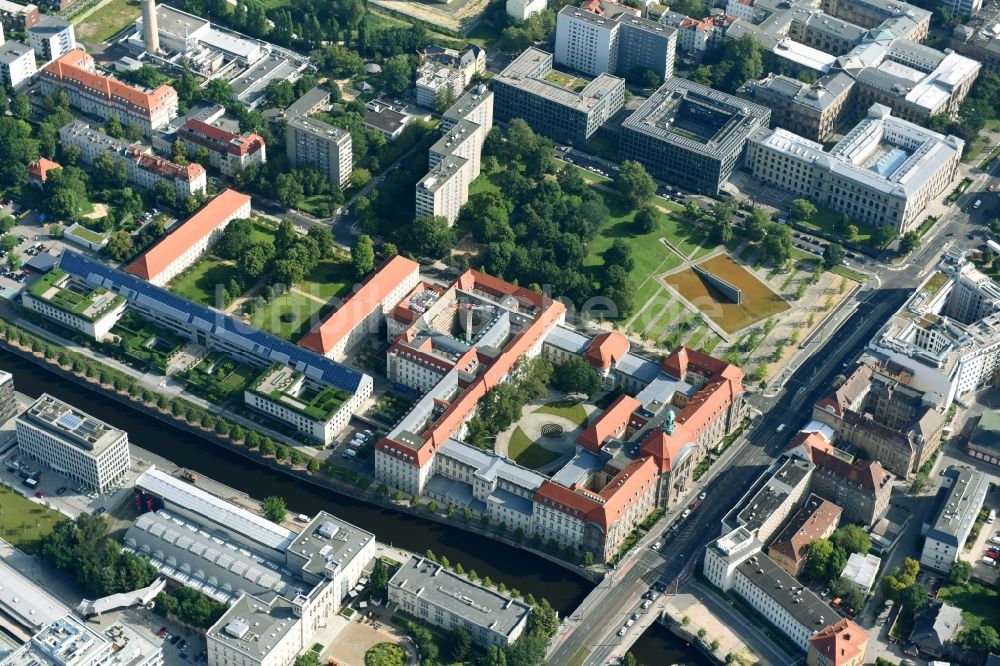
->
[58,412,82,429]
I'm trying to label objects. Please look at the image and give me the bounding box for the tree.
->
[435,85,457,114]
[6,251,20,271]
[106,231,134,261]
[261,496,286,523]
[949,559,972,585]
[761,223,792,265]
[153,180,177,208]
[805,538,835,581]
[604,239,635,274]
[203,79,234,105]
[909,471,931,494]
[615,160,655,209]
[959,625,1000,656]
[622,653,638,666]
[264,79,295,108]
[830,524,870,556]
[634,206,658,233]
[898,584,928,613]
[791,198,817,222]
[450,628,472,661]
[410,215,455,259]
[352,234,375,278]
[10,93,30,120]
[881,558,920,601]
[294,652,321,666]
[871,224,898,249]
[370,558,389,599]
[528,598,559,638]
[553,357,603,396]
[106,115,125,139]
[822,242,845,269]
[899,231,919,255]
[382,242,398,259]
[381,55,414,95]
[746,208,770,242]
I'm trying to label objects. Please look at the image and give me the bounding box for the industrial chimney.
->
[141,0,159,54]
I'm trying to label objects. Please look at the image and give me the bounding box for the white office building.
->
[0,41,36,90]
[244,365,354,445]
[870,250,1000,406]
[15,394,129,494]
[1,616,162,666]
[919,466,989,572]
[22,267,127,340]
[746,103,963,234]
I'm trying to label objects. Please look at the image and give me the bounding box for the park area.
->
[665,253,791,334]
[500,399,591,471]
[0,484,63,553]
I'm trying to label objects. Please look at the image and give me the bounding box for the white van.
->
[989,509,996,524]
[974,199,983,209]
[983,556,997,567]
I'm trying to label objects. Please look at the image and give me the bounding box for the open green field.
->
[938,582,1000,633]
[798,206,874,245]
[252,291,327,340]
[535,401,588,427]
[508,428,561,469]
[0,484,64,553]
[169,257,240,307]
[73,0,141,43]
[297,256,354,302]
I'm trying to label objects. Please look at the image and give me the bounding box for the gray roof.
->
[735,552,833,632]
[623,77,770,158]
[545,326,590,355]
[617,355,666,386]
[926,466,989,546]
[0,41,32,64]
[287,115,350,143]
[206,594,299,658]
[283,86,330,121]
[748,72,855,111]
[970,410,1000,456]
[389,556,531,637]
[28,14,70,34]
[443,86,492,126]
[439,439,545,492]
[551,450,603,487]
[909,602,962,650]
[364,107,407,134]
[286,511,375,580]
[26,251,58,273]
[737,457,813,533]
[494,47,624,113]
[136,467,296,552]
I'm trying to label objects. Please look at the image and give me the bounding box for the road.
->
[548,157,999,666]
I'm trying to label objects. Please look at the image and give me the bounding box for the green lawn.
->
[831,265,866,282]
[297,255,354,302]
[466,22,501,47]
[798,206,874,244]
[938,582,1000,632]
[534,400,588,427]
[168,257,240,307]
[250,220,276,245]
[507,428,562,469]
[73,0,140,42]
[469,170,503,196]
[251,291,326,340]
[659,211,713,258]
[0,485,64,553]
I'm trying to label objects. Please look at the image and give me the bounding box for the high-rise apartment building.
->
[28,15,74,62]
[285,116,352,188]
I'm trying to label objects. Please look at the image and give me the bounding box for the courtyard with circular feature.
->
[496,399,593,472]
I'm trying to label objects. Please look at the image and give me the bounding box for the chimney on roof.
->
[142,0,159,55]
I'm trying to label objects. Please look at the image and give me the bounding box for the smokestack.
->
[141,0,159,54]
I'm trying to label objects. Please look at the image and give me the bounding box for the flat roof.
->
[736,552,834,634]
[927,466,989,545]
[136,466,296,552]
[251,365,348,422]
[19,393,125,455]
[206,594,298,659]
[495,47,624,113]
[0,559,69,636]
[286,115,350,142]
[27,267,125,322]
[389,556,531,637]
[737,457,812,533]
[286,511,374,578]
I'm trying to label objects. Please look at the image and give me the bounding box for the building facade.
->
[173,118,266,176]
[740,73,854,142]
[620,77,770,195]
[0,0,39,31]
[493,47,625,145]
[0,370,15,422]
[746,104,963,234]
[0,41,36,90]
[285,116,352,188]
[27,15,74,62]
[244,365,354,444]
[41,49,177,134]
[15,393,130,493]
[919,466,989,572]
[22,267,127,340]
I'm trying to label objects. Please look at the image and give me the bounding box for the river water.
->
[0,348,707,663]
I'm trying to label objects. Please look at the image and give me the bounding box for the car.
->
[625,619,634,627]
[681,509,691,519]
[179,642,189,651]
[990,185,995,192]
[651,541,662,551]
[56,487,66,495]
[34,491,43,498]
[617,628,627,637]
[170,636,181,645]
[631,613,640,621]
[94,506,106,515]
[822,588,830,597]
[179,654,188,661]
[698,491,706,500]
[156,628,167,638]
[990,535,1000,545]
[986,551,999,560]
[983,556,997,567]
[641,600,651,609]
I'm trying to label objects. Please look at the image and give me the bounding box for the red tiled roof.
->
[769,495,842,567]
[179,119,265,157]
[299,255,420,355]
[812,446,894,493]
[28,157,61,183]
[125,189,250,281]
[809,619,868,666]
[42,50,176,116]
[577,394,640,453]
[585,331,629,370]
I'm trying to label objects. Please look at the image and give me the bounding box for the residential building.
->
[746,104,963,234]
[286,116,352,188]
[0,616,162,666]
[807,619,869,666]
[703,526,763,592]
[415,86,493,224]
[666,14,734,53]
[15,393,130,493]
[869,250,1000,405]
[507,0,546,20]
[60,121,206,200]
[732,552,846,651]
[27,15,73,63]
[388,556,531,647]
[0,40,35,90]
[620,77,770,195]
[300,255,420,361]
[364,103,408,140]
[27,157,59,188]
[951,6,1000,75]
[493,47,625,145]
[0,370,15,422]
[919,465,989,572]
[244,364,354,444]
[723,456,814,543]
[41,49,178,134]
[172,118,266,176]
[554,2,677,81]
[282,86,330,122]
[941,0,982,18]
[768,494,842,576]
[0,0,38,32]
[415,61,465,109]
[422,44,485,88]
[820,0,930,36]
[789,433,894,525]
[22,267,127,340]
[841,552,880,594]
[726,0,754,22]
[125,189,249,287]
[908,602,962,659]
[968,408,1000,467]
[740,73,854,142]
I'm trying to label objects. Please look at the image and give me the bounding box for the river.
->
[0,348,706,663]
